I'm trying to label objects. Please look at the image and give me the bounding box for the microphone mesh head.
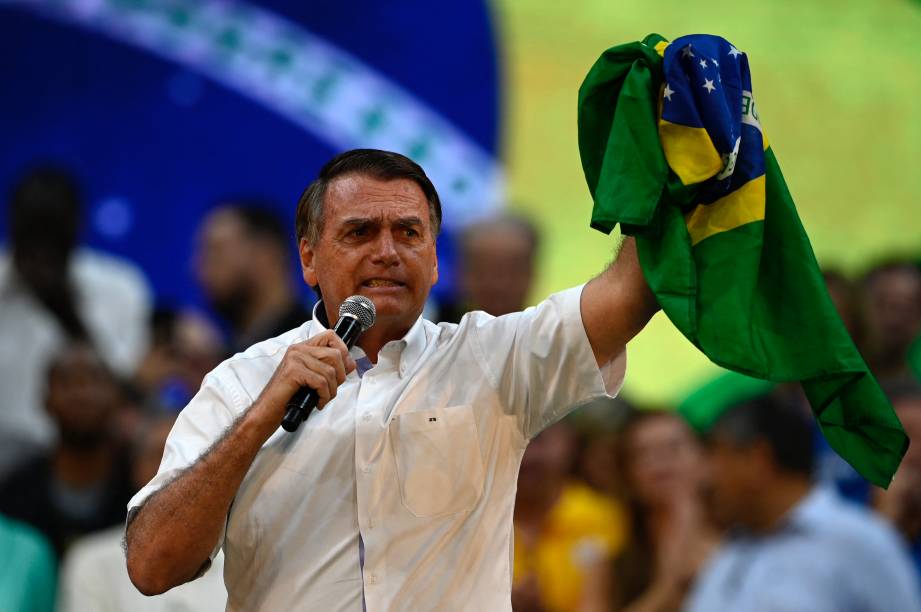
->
[339,295,376,330]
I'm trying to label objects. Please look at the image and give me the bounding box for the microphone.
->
[281,295,376,432]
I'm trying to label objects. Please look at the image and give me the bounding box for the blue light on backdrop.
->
[0,0,503,308]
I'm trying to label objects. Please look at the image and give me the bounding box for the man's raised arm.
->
[580,237,659,367]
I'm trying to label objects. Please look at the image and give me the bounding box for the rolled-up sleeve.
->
[470,284,626,439]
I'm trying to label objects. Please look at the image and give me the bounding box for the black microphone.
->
[281,295,376,432]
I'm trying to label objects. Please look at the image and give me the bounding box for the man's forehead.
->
[325,174,428,220]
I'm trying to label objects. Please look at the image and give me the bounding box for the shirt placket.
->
[354,360,395,608]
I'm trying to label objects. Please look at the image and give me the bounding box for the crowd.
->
[0,165,920,611]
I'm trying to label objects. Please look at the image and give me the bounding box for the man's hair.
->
[459,212,541,260]
[709,394,815,476]
[295,149,442,245]
[9,165,82,251]
[221,201,290,252]
[883,377,921,405]
[861,258,921,288]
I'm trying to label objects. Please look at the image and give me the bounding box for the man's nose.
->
[370,232,399,266]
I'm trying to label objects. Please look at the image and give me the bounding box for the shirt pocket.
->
[389,404,485,518]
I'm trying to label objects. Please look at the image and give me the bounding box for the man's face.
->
[301,174,438,328]
[46,345,118,449]
[865,269,921,361]
[461,227,534,316]
[195,209,256,315]
[703,435,766,530]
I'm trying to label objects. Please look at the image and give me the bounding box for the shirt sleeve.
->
[469,284,626,439]
[126,367,246,560]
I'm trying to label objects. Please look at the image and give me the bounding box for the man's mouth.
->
[362,279,405,288]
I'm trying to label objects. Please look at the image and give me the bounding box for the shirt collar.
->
[309,300,427,379]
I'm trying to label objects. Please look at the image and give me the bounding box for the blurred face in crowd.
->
[518,421,576,497]
[864,267,921,365]
[132,418,176,490]
[703,433,770,530]
[196,209,260,321]
[461,223,536,316]
[894,394,921,472]
[623,413,704,509]
[45,344,119,449]
[300,174,438,331]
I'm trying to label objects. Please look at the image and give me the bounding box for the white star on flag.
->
[663,83,675,101]
[682,45,695,58]
[703,78,716,93]
[712,58,719,67]
[728,46,742,58]
[699,58,708,69]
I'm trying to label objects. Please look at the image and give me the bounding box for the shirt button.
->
[362,465,372,473]
[368,574,378,585]
[362,413,372,422]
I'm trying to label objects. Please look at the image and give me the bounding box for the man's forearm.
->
[581,237,659,366]
[126,401,277,595]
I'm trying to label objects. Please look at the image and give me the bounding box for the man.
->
[196,202,312,353]
[59,414,227,612]
[125,149,655,610]
[874,378,921,579]
[439,213,540,322]
[686,395,921,612]
[861,260,921,382]
[0,166,150,478]
[0,343,135,558]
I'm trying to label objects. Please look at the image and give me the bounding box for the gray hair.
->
[295,149,442,246]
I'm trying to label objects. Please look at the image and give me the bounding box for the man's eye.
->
[350,227,368,237]
[404,228,419,238]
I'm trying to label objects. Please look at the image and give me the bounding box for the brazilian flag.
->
[578,33,908,487]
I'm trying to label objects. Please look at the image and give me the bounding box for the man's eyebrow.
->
[341,217,377,227]
[394,216,424,227]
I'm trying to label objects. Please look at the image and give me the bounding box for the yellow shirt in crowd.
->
[513,482,626,611]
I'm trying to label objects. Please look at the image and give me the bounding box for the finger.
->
[289,352,333,405]
[304,329,338,348]
[311,347,347,384]
[301,354,339,405]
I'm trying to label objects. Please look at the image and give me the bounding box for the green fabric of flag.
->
[578,33,908,487]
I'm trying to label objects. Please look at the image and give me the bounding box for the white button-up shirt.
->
[128,285,626,611]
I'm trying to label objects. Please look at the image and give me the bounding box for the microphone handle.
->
[281,315,364,432]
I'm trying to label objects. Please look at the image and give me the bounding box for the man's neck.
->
[322,303,418,364]
[749,475,812,534]
[240,280,295,337]
[52,442,114,488]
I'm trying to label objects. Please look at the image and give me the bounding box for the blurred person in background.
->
[861,259,921,383]
[686,394,921,612]
[580,410,718,612]
[874,378,921,580]
[0,343,134,558]
[0,166,151,479]
[58,414,227,612]
[195,202,311,353]
[439,212,539,322]
[570,396,633,502]
[512,417,626,612]
[0,513,56,612]
[134,306,226,412]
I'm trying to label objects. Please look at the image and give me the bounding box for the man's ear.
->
[431,251,439,286]
[299,238,318,287]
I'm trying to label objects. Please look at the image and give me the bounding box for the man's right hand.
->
[253,330,358,424]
